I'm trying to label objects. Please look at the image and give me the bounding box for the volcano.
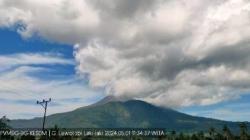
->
[9,96,249,132]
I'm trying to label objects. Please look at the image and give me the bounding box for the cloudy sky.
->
[0,0,250,121]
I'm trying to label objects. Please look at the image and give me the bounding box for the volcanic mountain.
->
[9,96,249,132]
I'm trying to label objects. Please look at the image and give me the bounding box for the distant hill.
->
[9,96,249,132]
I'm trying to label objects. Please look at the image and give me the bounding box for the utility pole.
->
[37,98,51,131]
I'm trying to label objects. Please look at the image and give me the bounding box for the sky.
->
[0,29,104,119]
[0,0,250,122]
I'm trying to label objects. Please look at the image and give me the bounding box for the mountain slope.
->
[10,98,249,132]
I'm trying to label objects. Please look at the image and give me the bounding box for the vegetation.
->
[0,116,10,129]
[1,119,250,140]
[0,116,14,140]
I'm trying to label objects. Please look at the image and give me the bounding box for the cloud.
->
[184,102,250,121]
[0,53,101,119]
[0,0,99,43]
[0,53,74,71]
[1,0,250,108]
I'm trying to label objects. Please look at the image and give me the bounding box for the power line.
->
[37,98,51,131]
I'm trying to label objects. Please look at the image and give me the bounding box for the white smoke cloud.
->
[1,0,250,107]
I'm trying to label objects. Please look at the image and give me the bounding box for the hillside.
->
[9,97,249,132]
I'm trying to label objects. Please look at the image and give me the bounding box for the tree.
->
[197,131,205,140]
[239,122,248,140]
[191,134,199,140]
[0,116,13,140]
[178,132,185,140]
[0,116,10,129]
[223,125,234,140]
[209,127,216,140]
[171,130,176,140]
[215,133,223,140]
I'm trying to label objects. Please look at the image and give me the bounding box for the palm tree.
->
[223,125,234,140]
[239,122,248,140]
